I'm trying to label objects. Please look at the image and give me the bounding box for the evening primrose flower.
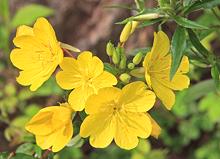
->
[25,103,73,152]
[80,81,156,149]
[56,51,117,111]
[143,31,190,110]
[10,17,63,91]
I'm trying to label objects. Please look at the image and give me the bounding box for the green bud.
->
[133,13,161,21]
[106,41,115,56]
[130,67,145,78]
[132,52,143,65]
[119,73,131,84]
[119,54,127,69]
[112,47,121,65]
[127,63,135,70]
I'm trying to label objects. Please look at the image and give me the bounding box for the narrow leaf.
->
[170,26,186,80]
[187,28,210,58]
[138,18,163,28]
[211,64,220,89]
[11,4,54,28]
[174,16,208,29]
[184,0,220,15]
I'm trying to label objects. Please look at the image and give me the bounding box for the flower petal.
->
[150,31,170,61]
[25,110,53,136]
[114,112,152,149]
[92,71,117,90]
[33,17,58,48]
[177,56,189,73]
[10,48,41,70]
[16,25,34,37]
[85,87,121,114]
[119,81,156,112]
[51,122,73,152]
[80,113,115,148]
[36,134,55,150]
[68,86,94,111]
[155,74,190,90]
[35,121,73,152]
[151,78,175,110]
[16,64,56,91]
[77,51,103,78]
[13,35,45,49]
[146,113,161,139]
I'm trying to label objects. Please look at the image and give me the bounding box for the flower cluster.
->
[10,17,189,152]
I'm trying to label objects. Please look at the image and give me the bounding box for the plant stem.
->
[40,149,51,159]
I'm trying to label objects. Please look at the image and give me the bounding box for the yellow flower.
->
[80,81,156,149]
[56,51,117,111]
[25,104,73,152]
[10,17,63,91]
[143,31,190,110]
[146,113,161,139]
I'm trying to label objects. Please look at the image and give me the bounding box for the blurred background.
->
[0,0,220,159]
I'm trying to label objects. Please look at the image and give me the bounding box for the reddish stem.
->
[40,148,52,159]
[62,48,74,57]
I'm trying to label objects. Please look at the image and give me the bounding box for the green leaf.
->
[11,153,34,159]
[67,134,84,148]
[211,64,220,89]
[0,152,9,159]
[33,145,42,158]
[104,63,119,76]
[138,18,163,28]
[24,104,40,117]
[35,78,63,96]
[0,24,9,52]
[184,80,215,103]
[174,16,208,29]
[115,18,130,25]
[184,0,220,15]
[11,4,54,28]
[199,92,220,122]
[170,26,186,80]
[16,143,35,155]
[187,28,210,58]
[0,0,9,20]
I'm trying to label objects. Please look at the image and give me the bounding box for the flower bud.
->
[132,52,143,65]
[119,54,127,69]
[127,63,135,70]
[130,21,139,34]
[112,47,121,65]
[119,73,131,84]
[106,41,115,56]
[133,13,160,21]
[120,21,132,43]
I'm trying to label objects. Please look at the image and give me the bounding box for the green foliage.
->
[183,0,220,15]
[187,29,210,59]
[170,26,186,79]
[0,0,9,21]
[174,16,208,29]
[11,4,54,27]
